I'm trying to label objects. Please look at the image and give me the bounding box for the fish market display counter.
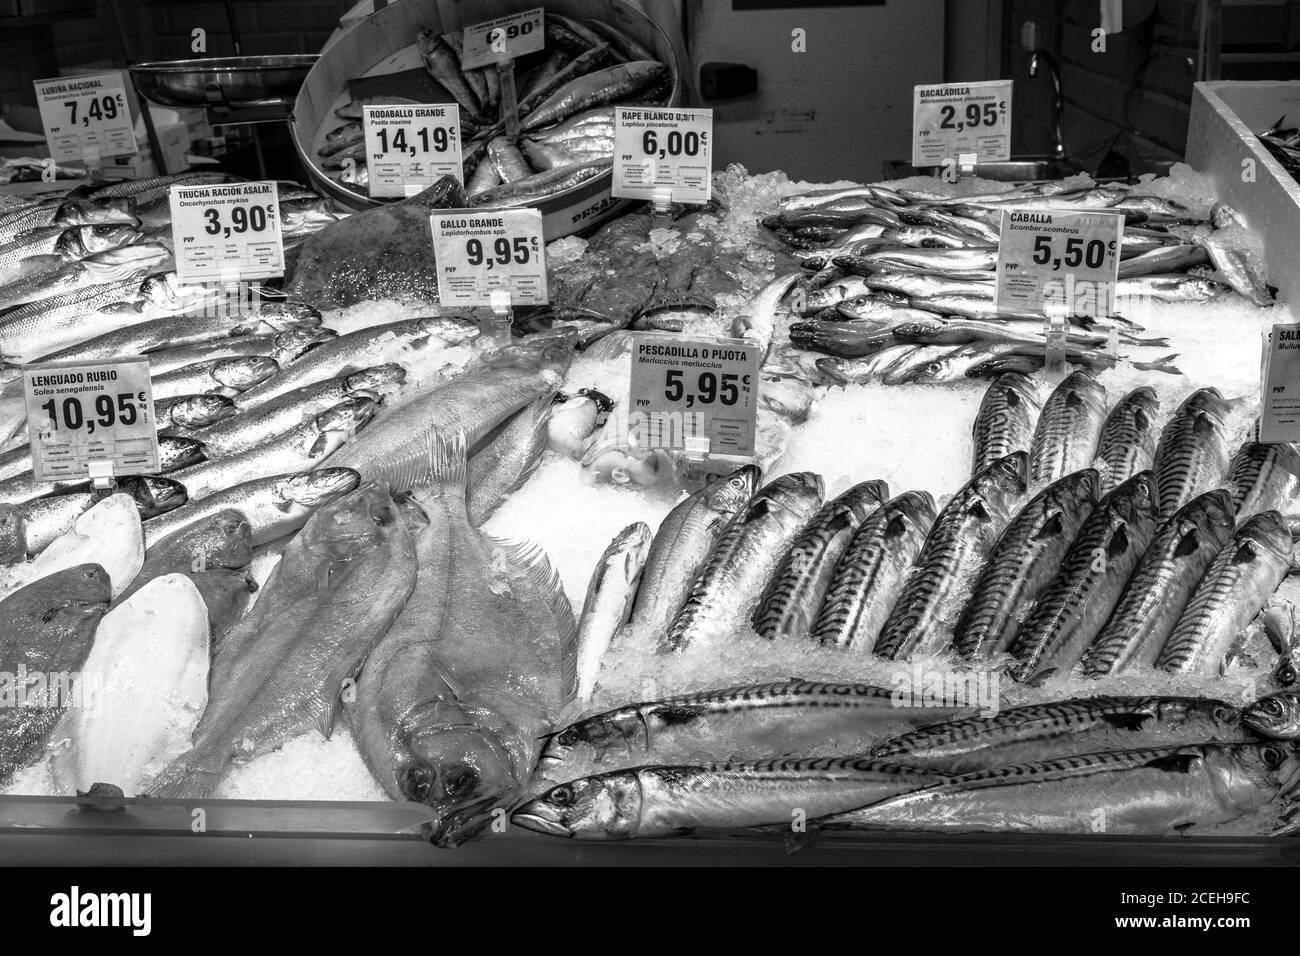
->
[2,146,1300,862]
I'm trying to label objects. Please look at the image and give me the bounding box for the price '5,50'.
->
[1031,235,1115,272]
[40,392,145,437]
[664,370,744,408]
[465,236,535,269]
[204,204,273,239]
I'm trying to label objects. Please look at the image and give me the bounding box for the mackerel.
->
[1152,387,1230,522]
[1094,386,1160,495]
[970,373,1040,476]
[1028,370,1107,486]
[1225,441,1300,525]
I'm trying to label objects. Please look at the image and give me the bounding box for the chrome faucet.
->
[1028,50,1066,162]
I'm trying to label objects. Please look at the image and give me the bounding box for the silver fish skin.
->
[834,295,937,324]
[1152,387,1230,522]
[143,328,336,377]
[0,436,204,505]
[1225,441,1300,525]
[534,678,976,785]
[1028,370,1108,486]
[151,356,280,400]
[752,480,890,641]
[663,472,825,653]
[953,469,1099,661]
[469,160,611,208]
[0,278,154,363]
[1094,386,1160,496]
[0,222,139,280]
[811,491,937,650]
[1007,471,1160,683]
[874,452,1028,660]
[142,468,359,549]
[574,522,653,702]
[512,757,944,840]
[486,136,533,183]
[1203,234,1273,306]
[971,373,1040,476]
[347,432,575,846]
[1157,511,1293,676]
[868,696,1246,773]
[789,320,899,359]
[154,394,238,432]
[814,347,920,385]
[325,335,573,494]
[1081,489,1238,677]
[170,397,376,501]
[198,364,405,457]
[1242,690,1300,740]
[0,563,111,786]
[0,243,167,312]
[0,198,137,245]
[852,246,998,274]
[1116,243,1208,278]
[864,269,995,299]
[148,484,417,800]
[1116,275,1228,303]
[625,465,760,643]
[467,396,553,525]
[823,742,1298,834]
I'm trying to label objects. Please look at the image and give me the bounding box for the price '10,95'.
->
[41,392,144,436]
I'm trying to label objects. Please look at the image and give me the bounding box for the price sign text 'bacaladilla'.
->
[430,207,548,307]
[24,358,159,483]
[912,79,1012,167]
[169,181,285,285]
[34,72,137,165]
[613,107,713,204]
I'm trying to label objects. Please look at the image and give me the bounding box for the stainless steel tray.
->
[131,56,319,112]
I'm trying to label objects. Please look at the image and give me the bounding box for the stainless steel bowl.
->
[131,56,320,110]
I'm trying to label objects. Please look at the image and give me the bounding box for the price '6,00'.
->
[665,370,745,408]
[204,204,273,239]
[642,128,702,159]
[466,236,536,269]
[40,391,145,437]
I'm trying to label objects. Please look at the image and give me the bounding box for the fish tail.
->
[394,428,468,499]
[1131,353,1181,375]
[145,751,223,800]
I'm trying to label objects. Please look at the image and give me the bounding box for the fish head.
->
[1243,692,1300,740]
[814,357,852,386]
[1183,488,1237,539]
[843,479,891,516]
[892,490,939,527]
[65,222,139,257]
[608,521,654,573]
[214,356,280,392]
[1150,697,1243,739]
[536,708,650,774]
[278,468,361,509]
[761,472,825,516]
[314,396,377,447]
[119,475,188,518]
[415,316,480,347]
[1050,468,1100,511]
[309,484,401,561]
[1211,741,1300,808]
[511,772,643,840]
[273,327,337,360]
[400,721,519,847]
[344,364,407,401]
[1108,470,1157,521]
[159,435,208,471]
[1238,511,1293,564]
[173,394,238,428]
[706,464,762,516]
[31,564,112,622]
[976,451,1029,503]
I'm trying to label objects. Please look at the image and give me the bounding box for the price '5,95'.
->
[465,236,536,269]
[665,370,743,408]
[204,204,273,239]
[40,392,144,436]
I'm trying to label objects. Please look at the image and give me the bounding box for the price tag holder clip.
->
[650,187,674,230]
[488,289,514,344]
[1043,302,1069,379]
[957,151,977,179]
[86,459,114,495]
[81,144,102,178]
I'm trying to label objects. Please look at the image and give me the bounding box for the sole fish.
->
[0,494,146,600]
[874,452,1028,660]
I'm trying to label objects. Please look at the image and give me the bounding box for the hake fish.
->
[348,433,575,846]
[1081,490,1238,677]
[512,757,944,840]
[1157,511,1293,676]
[874,453,1027,660]
[952,469,1099,661]
[970,373,1040,476]
[811,491,937,650]
[574,522,652,702]
[467,396,552,524]
[149,484,417,799]
[1006,471,1159,682]
[824,742,1298,834]
[1028,370,1107,486]
[663,472,824,652]
[1094,386,1160,495]
[625,465,759,643]
[752,480,890,641]
[1152,387,1230,522]
[868,696,1246,774]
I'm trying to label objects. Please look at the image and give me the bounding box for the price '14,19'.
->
[665,370,742,408]
[203,205,272,239]
[41,392,144,436]
[642,129,701,159]
[376,126,449,155]
[65,94,121,127]
[465,236,536,269]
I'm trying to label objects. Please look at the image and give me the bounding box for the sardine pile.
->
[761,179,1275,385]
[321,12,671,204]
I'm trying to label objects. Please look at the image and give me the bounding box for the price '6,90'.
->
[665,370,741,408]
[1031,234,1114,272]
[41,391,144,437]
[204,204,272,239]
[466,236,536,269]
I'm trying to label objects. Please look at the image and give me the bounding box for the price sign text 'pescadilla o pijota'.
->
[430,208,547,307]
[460,7,545,69]
[628,335,760,458]
[613,107,713,204]
[23,359,159,483]
[169,181,285,285]
[912,79,1011,167]
[363,104,463,197]
[34,72,137,165]
[994,208,1123,318]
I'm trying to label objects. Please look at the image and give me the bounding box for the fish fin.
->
[968,499,991,522]
[783,823,821,855]
[1143,751,1200,774]
[883,514,910,540]
[1033,511,1064,541]
[1106,525,1131,560]
[1232,539,1260,565]
[583,330,633,362]
[313,682,346,739]
[1130,354,1181,375]
[1020,666,1057,688]
[308,432,330,457]
[494,537,579,700]
[1096,712,1153,732]
[145,753,223,800]
[398,428,468,499]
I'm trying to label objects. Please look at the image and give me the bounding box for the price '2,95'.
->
[40,392,144,437]
[465,236,536,269]
[665,370,742,408]
[204,205,272,239]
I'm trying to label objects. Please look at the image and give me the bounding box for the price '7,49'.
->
[665,370,743,408]
[40,391,145,437]
[65,93,123,127]
[465,236,536,269]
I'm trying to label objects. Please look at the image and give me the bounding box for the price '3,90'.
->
[40,391,146,437]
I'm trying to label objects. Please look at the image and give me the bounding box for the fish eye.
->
[551,786,574,807]
[555,728,580,747]
[401,766,434,803]
[1213,705,1237,723]
[445,766,478,797]
[924,362,942,375]
[1263,699,1285,717]
[1262,745,1289,769]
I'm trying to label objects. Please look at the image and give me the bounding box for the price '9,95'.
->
[465,236,536,269]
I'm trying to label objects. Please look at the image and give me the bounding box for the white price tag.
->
[613,107,713,204]
[363,104,463,197]
[169,181,285,286]
[628,334,760,458]
[1260,323,1300,442]
[24,358,159,483]
[34,72,137,165]
[460,7,545,69]
[430,207,548,307]
[994,208,1123,319]
[911,79,1012,167]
